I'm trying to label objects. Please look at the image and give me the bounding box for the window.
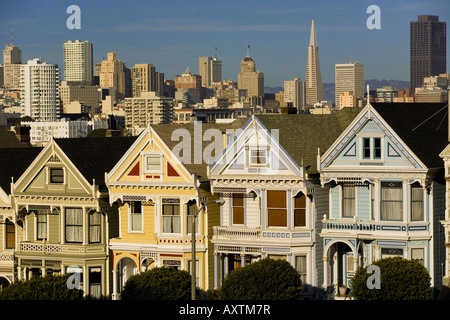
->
[342,186,355,218]
[411,183,424,221]
[36,212,47,240]
[381,182,403,220]
[162,199,180,233]
[250,149,267,165]
[65,208,83,243]
[295,255,307,284]
[50,168,64,183]
[89,212,101,243]
[89,267,102,299]
[267,190,287,227]
[362,137,381,160]
[130,201,142,232]
[411,248,424,265]
[5,220,15,249]
[144,155,161,173]
[294,193,306,227]
[232,194,244,225]
[186,200,198,234]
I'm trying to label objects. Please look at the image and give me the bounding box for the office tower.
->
[124,92,174,130]
[59,81,100,111]
[131,63,156,97]
[3,31,22,90]
[199,55,222,88]
[335,61,364,108]
[175,67,203,100]
[99,52,125,100]
[305,20,324,106]
[155,71,164,96]
[93,62,101,86]
[63,40,93,84]
[237,55,264,102]
[20,58,59,121]
[284,78,306,111]
[410,15,446,91]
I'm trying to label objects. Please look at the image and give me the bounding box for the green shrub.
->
[219,258,303,300]
[0,274,84,300]
[350,257,432,300]
[120,267,191,300]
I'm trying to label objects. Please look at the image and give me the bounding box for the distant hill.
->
[265,79,410,102]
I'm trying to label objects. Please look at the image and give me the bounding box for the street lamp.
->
[191,198,225,300]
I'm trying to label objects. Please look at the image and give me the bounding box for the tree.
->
[219,258,303,300]
[350,257,432,300]
[0,274,84,300]
[120,267,191,300]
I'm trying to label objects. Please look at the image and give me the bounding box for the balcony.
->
[213,226,312,244]
[16,241,107,257]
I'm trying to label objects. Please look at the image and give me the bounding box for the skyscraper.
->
[3,31,22,90]
[305,20,324,107]
[131,63,156,97]
[199,55,222,87]
[20,58,59,121]
[237,55,264,103]
[335,61,364,108]
[410,15,446,91]
[100,52,125,100]
[63,40,93,84]
[284,78,306,111]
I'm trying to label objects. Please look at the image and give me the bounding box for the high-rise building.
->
[237,55,264,103]
[335,61,364,108]
[63,40,94,84]
[99,52,125,101]
[3,31,22,90]
[284,78,306,111]
[410,15,446,91]
[131,63,156,98]
[20,58,59,121]
[175,67,203,100]
[199,55,222,88]
[305,20,324,106]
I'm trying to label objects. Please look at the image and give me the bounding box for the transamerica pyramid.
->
[305,20,324,106]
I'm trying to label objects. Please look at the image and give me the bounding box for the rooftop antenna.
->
[10,27,14,46]
[247,44,250,57]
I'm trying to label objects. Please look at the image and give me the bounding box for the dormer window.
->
[249,148,268,166]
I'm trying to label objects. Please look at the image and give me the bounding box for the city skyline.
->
[1,0,449,87]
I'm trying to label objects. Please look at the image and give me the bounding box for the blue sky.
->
[1,0,449,87]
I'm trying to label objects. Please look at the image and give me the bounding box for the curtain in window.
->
[162,203,180,233]
[232,195,244,225]
[267,190,287,227]
[411,184,423,221]
[186,201,198,234]
[65,208,83,243]
[89,212,101,243]
[381,182,402,220]
[294,193,306,227]
[37,212,47,240]
[130,201,142,232]
[295,255,307,284]
[342,186,355,218]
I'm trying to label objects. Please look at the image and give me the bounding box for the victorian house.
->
[105,120,246,299]
[208,109,360,298]
[318,101,447,296]
[9,136,136,298]
[0,147,42,290]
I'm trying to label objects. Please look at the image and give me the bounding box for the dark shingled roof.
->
[54,136,137,189]
[0,147,44,194]
[150,119,249,181]
[257,107,363,174]
[372,102,448,169]
[0,127,30,148]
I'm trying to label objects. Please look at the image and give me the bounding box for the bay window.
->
[267,190,287,227]
[380,182,403,220]
[162,199,180,233]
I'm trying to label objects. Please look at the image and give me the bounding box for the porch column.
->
[17,266,21,281]
[112,269,118,300]
[214,253,219,290]
[241,252,245,267]
[322,256,329,287]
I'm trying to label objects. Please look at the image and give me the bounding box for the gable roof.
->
[372,102,448,169]
[150,119,249,181]
[256,107,362,174]
[54,136,137,189]
[0,147,43,194]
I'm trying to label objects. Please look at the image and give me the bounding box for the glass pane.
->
[268,209,287,227]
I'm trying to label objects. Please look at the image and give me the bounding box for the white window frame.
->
[358,134,384,162]
[142,153,162,174]
[128,201,144,233]
[248,147,269,167]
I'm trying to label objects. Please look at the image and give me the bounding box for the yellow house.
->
[106,120,246,299]
[10,136,136,298]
